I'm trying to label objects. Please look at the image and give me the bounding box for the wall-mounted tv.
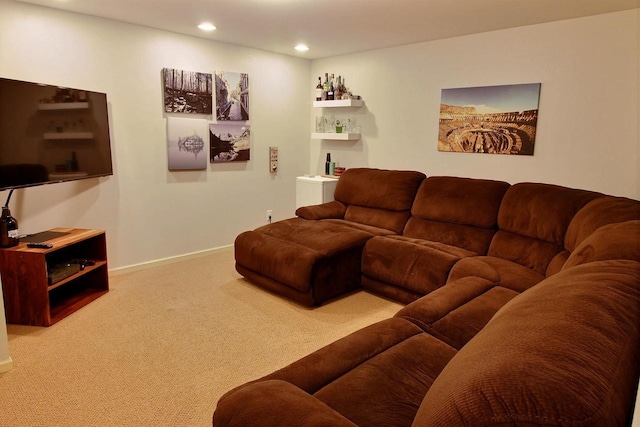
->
[0,77,113,191]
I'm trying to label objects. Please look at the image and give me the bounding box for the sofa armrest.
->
[213,380,357,427]
[296,200,346,220]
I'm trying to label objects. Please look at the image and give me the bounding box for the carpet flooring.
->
[0,248,401,426]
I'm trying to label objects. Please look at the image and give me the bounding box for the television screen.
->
[0,77,113,191]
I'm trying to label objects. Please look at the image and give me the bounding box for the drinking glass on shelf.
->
[324,115,335,133]
[346,117,357,133]
[315,116,324,133]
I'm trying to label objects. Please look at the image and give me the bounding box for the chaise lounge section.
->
[234,168,425,306]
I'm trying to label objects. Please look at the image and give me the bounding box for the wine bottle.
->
[325,153,331,174]
[328,74,335,100]
[315,77,322,101]
[322,73,330,101]
[335,76,343,100]
[0,206,19,248]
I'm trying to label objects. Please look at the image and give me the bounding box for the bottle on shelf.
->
[322,73,330,101]
[0,206,19,248]
[335,76,343,100]
[328,74,335,100]
[315,77,323,101]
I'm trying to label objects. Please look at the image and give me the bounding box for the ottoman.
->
[235,218,375,306]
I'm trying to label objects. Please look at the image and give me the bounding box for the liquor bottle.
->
[0,206,19,248]
[328,74,335,100]
[335,76,343,100]
[325,153,331,175]
[315,77,322,101]
[322,73,330,101]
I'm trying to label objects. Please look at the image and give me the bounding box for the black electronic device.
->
[47,262,81,285]
[27,242,53,249]
[0,77,113,191]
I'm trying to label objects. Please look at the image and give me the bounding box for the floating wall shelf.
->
[311,132,360,141]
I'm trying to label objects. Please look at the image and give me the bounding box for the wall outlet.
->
[266,210,273,224]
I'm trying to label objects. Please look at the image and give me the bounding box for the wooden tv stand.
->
[0,228,108,326]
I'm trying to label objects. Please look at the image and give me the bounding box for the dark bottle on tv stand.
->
[0,206,19,248]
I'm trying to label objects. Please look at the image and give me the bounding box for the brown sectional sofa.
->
[221,168,640,426]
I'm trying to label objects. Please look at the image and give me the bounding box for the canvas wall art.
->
[215,71,249,121]
[167,117,208,170]
[163,68,213,114]
[209,123,250,162]
[438,83,541,155]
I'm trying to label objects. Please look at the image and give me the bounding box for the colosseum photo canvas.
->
[438,83,541,155]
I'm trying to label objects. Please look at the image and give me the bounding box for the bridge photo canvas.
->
[215,71,249,121]
[438,83,541,155]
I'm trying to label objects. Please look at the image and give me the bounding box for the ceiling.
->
[13,0,640,59]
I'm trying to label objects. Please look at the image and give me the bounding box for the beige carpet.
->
[0,248,402,426]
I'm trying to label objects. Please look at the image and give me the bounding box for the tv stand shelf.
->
[0,228,109,326]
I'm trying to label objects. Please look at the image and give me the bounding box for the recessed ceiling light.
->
[198,22,216,31]
[295,44,309,52]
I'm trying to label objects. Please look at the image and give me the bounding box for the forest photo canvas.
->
[215,71,249,121]
[163,68,213,114]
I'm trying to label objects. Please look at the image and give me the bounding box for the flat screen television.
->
[0,77,113,191]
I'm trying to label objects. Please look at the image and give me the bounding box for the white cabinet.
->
[296,176,339,209]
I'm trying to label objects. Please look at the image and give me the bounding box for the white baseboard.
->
[0,357,13,374]
[109,245,233,276]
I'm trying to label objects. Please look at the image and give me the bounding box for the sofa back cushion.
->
[334,168,426,233]
[564,195,640,252]
[403,176,510,254]
[413,259,640,427]
[488,182,600,275]
[562,220,640,270]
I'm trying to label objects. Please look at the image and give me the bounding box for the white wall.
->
[0,0,311,269]
[0,2,638,272]
[310,10,639,199]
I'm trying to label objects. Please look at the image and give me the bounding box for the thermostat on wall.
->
[269,146,278,172]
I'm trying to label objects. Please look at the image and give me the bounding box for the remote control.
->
[27,242,53,249]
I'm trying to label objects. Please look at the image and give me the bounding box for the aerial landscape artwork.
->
[438,83,541,155]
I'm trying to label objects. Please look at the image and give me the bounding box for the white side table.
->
[296,176,339,209]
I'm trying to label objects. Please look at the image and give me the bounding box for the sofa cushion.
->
[489,183,601,274]
[396,276,519,350]
[413,260,640,427]
[446,256,545,293]
[334,168,426,211]
[403,176,510,254]
[562,220,640,270]
[564,195,640,252]
[361,235,476,302]
[334,168,426,233]
[235,317,457,427]
[213,380,358,427]
[296,200,346,220]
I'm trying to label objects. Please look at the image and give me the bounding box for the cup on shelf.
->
[315,116,324,133]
